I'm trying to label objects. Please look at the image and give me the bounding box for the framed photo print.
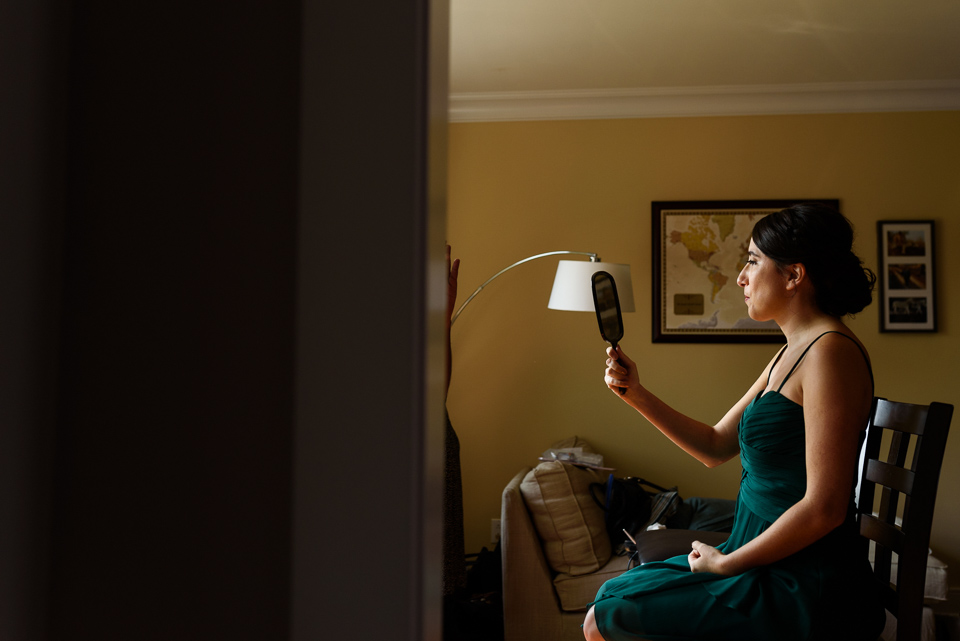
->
[877,220,937,332]
[652,199,839,343]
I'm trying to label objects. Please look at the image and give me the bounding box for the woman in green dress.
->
[583,204,886,641]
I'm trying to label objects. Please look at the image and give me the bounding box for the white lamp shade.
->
[547,261,635,312]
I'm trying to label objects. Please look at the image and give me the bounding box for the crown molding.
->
[448,80,960,123]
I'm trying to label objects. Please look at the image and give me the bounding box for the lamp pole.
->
[451,251,600,325]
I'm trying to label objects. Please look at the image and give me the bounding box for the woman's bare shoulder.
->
[799,329,873,401]
[811,329,870,366]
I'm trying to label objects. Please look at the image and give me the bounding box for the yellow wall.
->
[446,111,960,584]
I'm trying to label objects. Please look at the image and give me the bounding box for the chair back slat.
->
[871,401,929,436]
[860,513,904,553]
[857,398,953,641]
[861,514,900,591]
[864,459,915,495]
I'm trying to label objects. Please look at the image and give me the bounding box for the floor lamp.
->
[451,251,635,324]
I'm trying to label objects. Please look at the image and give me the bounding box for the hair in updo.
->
[751,203,876,317]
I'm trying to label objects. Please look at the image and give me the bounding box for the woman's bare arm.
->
[604,345,779,467]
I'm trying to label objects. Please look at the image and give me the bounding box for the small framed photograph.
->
[877,220,937,332]
[652,199,838,343]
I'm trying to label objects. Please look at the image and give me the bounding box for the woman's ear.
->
[785,263,806,290]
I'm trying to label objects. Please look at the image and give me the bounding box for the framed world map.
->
[651,199,839,343]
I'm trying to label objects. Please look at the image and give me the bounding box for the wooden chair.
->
[858,398,954,641]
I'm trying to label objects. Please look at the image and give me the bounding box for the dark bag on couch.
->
[590,475,681,548]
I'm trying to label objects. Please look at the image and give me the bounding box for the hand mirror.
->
[591,270,624,348]
[592,270,626,394]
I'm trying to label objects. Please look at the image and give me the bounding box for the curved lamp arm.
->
[451,251,599,325]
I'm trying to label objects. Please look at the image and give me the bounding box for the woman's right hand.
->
[604,345,639,397]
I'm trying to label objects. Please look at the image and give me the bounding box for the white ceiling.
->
[448,0,960,121]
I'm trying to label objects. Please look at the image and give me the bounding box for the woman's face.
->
[737,239,791,322]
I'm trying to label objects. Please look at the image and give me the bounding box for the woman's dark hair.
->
[751,203,876,317]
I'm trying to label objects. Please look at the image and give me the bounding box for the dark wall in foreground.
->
[51,3,300,638]
[2,1,447,639]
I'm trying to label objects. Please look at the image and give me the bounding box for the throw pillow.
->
[520,459,611,576]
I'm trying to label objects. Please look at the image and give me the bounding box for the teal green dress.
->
[592,332,885,641]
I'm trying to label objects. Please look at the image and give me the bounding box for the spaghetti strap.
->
[765,344,789,388]
[776,330,874,393]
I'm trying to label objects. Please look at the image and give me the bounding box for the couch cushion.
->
[552,553,631,611]
[520,460,611,576]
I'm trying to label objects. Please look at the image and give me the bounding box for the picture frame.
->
[877,220,937,332]
[652,199,839,343]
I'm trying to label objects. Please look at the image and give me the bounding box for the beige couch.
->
[501,465,632,641]
[499,438,729,641]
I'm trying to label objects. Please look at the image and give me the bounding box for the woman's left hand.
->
[687,540,733,576]
[446,244,460,322]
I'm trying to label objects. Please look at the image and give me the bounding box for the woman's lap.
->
[592,582,758,641]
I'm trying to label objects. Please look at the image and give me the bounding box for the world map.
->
[661,211,781,335]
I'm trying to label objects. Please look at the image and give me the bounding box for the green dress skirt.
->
[592,334,886,641]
